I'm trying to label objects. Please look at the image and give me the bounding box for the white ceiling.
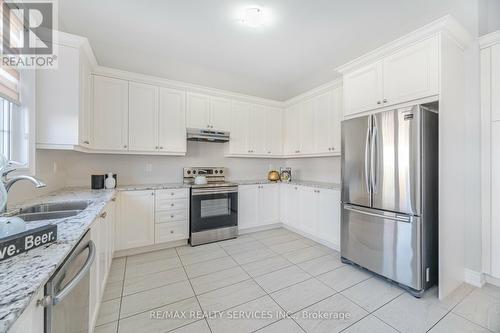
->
[59,0,479,101]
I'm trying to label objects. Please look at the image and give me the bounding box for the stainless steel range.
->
[184,167,238,246]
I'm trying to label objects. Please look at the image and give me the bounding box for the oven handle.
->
[192,188,238,196]
[52,240,95,305]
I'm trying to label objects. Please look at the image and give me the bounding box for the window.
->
[0,96,27,166]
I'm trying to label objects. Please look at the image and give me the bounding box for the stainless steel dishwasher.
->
[42,230,95,333]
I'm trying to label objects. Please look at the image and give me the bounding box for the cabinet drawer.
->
[156,198,188,212]
[156,210,188,223]
[156,188,188,201]
[155,222,188,243]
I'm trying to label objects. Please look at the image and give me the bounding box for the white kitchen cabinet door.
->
[229,101,251,154]
[300,99,315,154]
[249,104,267,155]
[89,219,102,328]
[128,82,158,152]
[238,185,258,229]
[300,187,318,236]
[210,96,231,132]
[317,189,341,247]
[343,62,383,117]
[158,88,186,153]
[331,86,342,154]
[492,44,500,122]
[383,36,439,107]
[265,107,283,155]
[186,92,210,129]
[9,288,44,333]
[257,184,280,225]
[284,104,301,155]
[283,184,301,228]
[116,190,155,251]
[92,76,129,150]
[491,122,500,278]
[314,90,334,154]
[79,49,93,148]
[37,45,80,146]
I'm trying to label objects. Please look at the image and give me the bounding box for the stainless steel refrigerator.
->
[341,103,438,297]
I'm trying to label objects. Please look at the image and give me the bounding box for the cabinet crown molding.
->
[479,30,500,49]
[55,31,98,69]
[336,15,473,74]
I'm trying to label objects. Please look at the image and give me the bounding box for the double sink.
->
[6,200,91,222]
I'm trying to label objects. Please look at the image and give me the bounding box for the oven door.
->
[190,187,238,233]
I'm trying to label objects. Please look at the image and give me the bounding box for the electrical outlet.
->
[52,162,58,174]
[145,163,152,174]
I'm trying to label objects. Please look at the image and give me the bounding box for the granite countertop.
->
[116,183,190,191]
[233,179,341,190]
[0,188,116,332]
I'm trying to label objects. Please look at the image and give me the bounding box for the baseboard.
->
[485,274,500,287]
[464,268,486,287]
[238,223,282,235]
[281,224,340,251]
[113,239,188,258]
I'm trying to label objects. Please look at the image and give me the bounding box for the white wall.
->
[52,142,287,187]
[8,150,68,206]
[285,157,341,184]
[479,0,500,35]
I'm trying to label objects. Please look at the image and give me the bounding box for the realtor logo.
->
[1,0,58,68]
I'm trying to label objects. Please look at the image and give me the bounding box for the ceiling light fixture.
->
[238,7,268,28]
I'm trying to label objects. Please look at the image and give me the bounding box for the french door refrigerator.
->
[341,104,438,297]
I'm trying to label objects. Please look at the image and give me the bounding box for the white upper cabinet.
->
[187,93,231,131]
[284,104,301,155]
[249,104,267,154]
[343,36,439,117]
[300,99,315,154]
[229,100,251,154]
[92,76,129,151]
[210,97,231,131]
[128,82,158,152]
[186,93,210,129]
[265,107,283,155]
[383,37,439,106]
[37,41,93,148]
[343,62,383,117]
[158,88,186,153]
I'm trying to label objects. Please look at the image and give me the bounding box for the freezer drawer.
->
[341,204,422,291]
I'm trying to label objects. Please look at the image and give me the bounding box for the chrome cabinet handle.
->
[52,241,96,305]
[383,99,387,103]
[377,101,381,105]
[170,230,174,234]
[155,146,159,149]
[171,203,175,207]
[123,145,128,149]
[111,197,116,202]
[100,212,107,219]
[159,147,163,149]
[83,140,90,144]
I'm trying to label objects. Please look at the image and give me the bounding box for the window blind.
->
[0,0,22,104]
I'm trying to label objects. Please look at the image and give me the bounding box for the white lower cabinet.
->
[115,190,155,251]
[89,200,116,331]
[154,189,189,243]
[238,184,280,230]
[281,184,341,249]
[115,189,189,251]
[8,288,44,333]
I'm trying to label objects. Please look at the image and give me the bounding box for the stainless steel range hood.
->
[186,128,230,143]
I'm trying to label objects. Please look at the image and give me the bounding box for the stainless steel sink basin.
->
[17,200,91,214]
[6,200,92,222]
[15,210,83,222]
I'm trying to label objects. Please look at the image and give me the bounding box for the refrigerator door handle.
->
[364,123,371,193]
[344,205,411,223]
[370,124,378,193]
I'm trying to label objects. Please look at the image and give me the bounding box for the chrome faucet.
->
[1,168,46,212]
[4,174,46,192]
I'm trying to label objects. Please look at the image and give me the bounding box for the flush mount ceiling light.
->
[238,7,269,28]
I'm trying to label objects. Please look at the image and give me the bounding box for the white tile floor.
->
[94,228,500,333]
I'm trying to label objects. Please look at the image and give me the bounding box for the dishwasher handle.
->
[52,240,96,305]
